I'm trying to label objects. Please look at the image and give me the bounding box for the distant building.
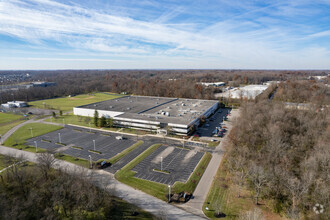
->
[1,101,28,108]
[198,82,226,87]
[31,82,56,87]
[219,84,269,99]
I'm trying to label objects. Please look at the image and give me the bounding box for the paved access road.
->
[0,145,205,220]
[186,109,240,212]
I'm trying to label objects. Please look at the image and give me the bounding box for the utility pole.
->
[58,133,61,143]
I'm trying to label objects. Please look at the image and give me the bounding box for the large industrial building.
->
[73,96,219,135]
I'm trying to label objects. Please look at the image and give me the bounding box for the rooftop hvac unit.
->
[109,106,113,108]
[130,100,133,103]
[94,104,97,107]
[165,112,170,116]
[127,107,131,110]
[162,112,166,115]
[182,103,185,106]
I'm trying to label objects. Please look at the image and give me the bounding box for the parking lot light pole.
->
[93,140,96,151]
[58,133,61,143]
[89,155,92,168]
[161,156,163,171]
[34,141,38,152]
[29,127,33,137]
[63,118,65,127]
[168,185,171,202]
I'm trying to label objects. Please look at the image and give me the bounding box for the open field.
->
[0,112,23,124]
[28,92,123,111]
[3,123,62,152]
[115,143,211,201]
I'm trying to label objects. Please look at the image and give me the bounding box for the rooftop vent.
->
[127,107,131,110]
[109,106,113,109]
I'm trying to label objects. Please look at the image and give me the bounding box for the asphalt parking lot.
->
[26,125,136,161]
[132,145,204,185]
[196,108,231,137]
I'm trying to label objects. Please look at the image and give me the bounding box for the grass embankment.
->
[0,154,7,170]
[29,92,123,111]
[3,123,62,153]
[203,158,284,220]
[55,153,90,168]
[208,141,220,147]
[0,113,27,136]
[0,112,22,124]
[109,141,143,164]
[115,144,212,201]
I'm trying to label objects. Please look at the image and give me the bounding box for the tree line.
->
[0,70,328,104]
[226,96,329,218]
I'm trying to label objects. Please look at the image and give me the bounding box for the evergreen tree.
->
[99,116,106,127]
[93,110,99,127]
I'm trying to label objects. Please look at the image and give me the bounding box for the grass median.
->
[109,141,143,164]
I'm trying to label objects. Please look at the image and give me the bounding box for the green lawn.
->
[3,123,62,153]
[28,92,123,111]
[203,159,254,219]
[55,153,90,168]
[0,112,23,124]
[0,120,26,136]
[115,144,212,201]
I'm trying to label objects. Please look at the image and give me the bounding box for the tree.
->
[52,111,56,118]
[99,116,106,127]
[36,151,56,180]
[249,164,267,205]
[93,110,99,127]
[59,110,63,116]
[106,117,113,127]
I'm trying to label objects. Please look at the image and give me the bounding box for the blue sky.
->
[0,0,329,69]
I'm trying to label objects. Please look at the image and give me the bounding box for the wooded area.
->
[0,70,328,104]
[0,154,154,219]
[226,82,329,219]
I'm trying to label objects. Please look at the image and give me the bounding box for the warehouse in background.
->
[73,96,219,135]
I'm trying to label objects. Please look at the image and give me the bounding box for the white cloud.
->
[0,0,329,69]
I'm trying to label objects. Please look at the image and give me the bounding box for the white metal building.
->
[73,96,219,135]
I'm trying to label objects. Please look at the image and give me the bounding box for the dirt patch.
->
[152,146,175,164]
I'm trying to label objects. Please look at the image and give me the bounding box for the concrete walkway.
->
[185,109,239,214]
[0,145,204,219]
